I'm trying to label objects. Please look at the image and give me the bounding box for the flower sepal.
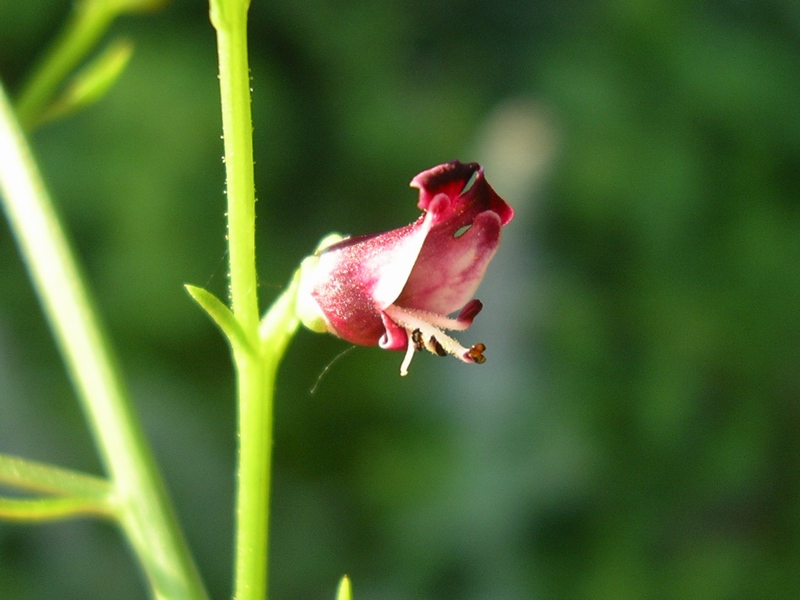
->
[296,233,345,334]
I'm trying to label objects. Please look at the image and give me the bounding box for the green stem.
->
[212,0,259,334]
[232,350,271,600]
[231,279,300,600]
[210,0,302,598]
[0,83,207,600]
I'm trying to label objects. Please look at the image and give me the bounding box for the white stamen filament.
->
[385,304,484,376]
[399,335,417,377]
[388,304,472,331]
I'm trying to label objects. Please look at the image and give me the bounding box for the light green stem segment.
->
[228,272,300,600]
[0,83,207,600]
[212,0,266,590]
[208,0,303,598]
[212,0,259,335]
[187,269,302,600]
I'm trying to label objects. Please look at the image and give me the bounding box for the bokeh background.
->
[2,0,800,598]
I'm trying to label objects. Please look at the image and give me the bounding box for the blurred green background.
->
[2,0,800,598]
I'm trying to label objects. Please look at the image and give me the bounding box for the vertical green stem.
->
[210,0,274,599]
[0,83,206,600]
[233,352,273,600]
[212,0,259,333]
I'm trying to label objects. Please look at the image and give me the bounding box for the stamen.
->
[467,343,486,364]
[384,304,487,374]
[428,336,447,357]
[389,304,474,331]
[399,332,419,377]
[411,328,425,351]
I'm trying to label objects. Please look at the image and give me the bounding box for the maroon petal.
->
[396,210,503,316]
[378,312,408,350]
[411,161,514,231]
[411,160,481,211]
[456,299,483,326]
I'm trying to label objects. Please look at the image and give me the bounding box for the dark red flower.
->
[298,160,514,375]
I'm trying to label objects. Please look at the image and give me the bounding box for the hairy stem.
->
[209,0,275,598]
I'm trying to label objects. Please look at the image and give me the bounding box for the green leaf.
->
[0,453,111,500]
[295,233,344,334]
[37,38,134,126]
[0,496,114,522]
[186,284,253,354]
[0,453,116,522]
[15,0,167,129]
[336,575,352,600]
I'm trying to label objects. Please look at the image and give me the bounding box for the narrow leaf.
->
[336,575,352,600]
[0,496,114,522]
[37,38,134,126]
[186,284,253,354]
[0,453,111,500]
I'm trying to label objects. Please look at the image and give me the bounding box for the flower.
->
[297,160,514,376]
